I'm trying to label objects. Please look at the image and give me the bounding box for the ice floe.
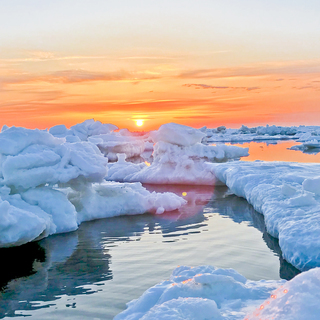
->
[0,122,186,248]
[115,265,320,320]
[203,124,320,143]
[211,161,320,271]
[107,123,248,185]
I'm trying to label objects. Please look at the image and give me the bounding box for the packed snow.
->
[0,121,187,248]
[107,123,249,185]
[115,265,320,320]
[50,119,148,161]
[210,161,320,271]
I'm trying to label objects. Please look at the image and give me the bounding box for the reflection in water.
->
[0,242,45,291]
[0,230,112,318]
[261,233,301,280]
[0,185,301,319]
[213,194,301,280]
[228,140,320,163]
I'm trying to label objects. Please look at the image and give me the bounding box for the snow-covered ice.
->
[0,122,186,248]
[50,119,148,161]
[203,124,320,143]
[211,161,320,271]
[107,123,249,185]
[115,265,320,320]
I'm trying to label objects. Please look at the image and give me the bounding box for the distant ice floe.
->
[107,123,248,185]
[285,131,320,154]
[290,140,320,153]
[203,124,320,143]
[49,119,149,161]
[115,265,320,320]
[0,121,186,248]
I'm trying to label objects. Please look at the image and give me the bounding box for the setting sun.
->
[135,119,144,127]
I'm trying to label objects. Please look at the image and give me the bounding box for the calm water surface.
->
[232,140,320,163]
[0,141,309,320]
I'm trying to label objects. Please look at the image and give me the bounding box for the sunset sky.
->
[1,0,320,131]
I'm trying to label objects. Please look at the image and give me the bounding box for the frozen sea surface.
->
[0,185,299,319]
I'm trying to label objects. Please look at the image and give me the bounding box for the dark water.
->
[0,182,300,320]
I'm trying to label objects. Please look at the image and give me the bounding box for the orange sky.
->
[1,1,320,131]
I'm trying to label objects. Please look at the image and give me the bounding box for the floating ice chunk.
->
[107,140,248,185]
[117,265,320,320]
[107,151,218,185]
[68,181,187,223]
[290,138,320,153]
[115,265,283,320]
[150,123,206,146]
[303,139,320,148]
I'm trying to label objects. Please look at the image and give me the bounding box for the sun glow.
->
[135,119,144,127]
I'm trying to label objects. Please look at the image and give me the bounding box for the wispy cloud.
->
[293,85,320,91]
[178,60,320,79]
[0,51,111,63]
[0,69,160,86]
[0,51,180,64]
[183,83,260,91]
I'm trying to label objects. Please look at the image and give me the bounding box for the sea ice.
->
[49,119,118,140]
[106,123,248,185]
[115,265,320,320]
[203,124,320,143]
[88,133,146,161]
[68,181,186,224]
[211,161,320,270]
[290,139,320,153]
[149,122,206,146]
[0,125,186,248]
